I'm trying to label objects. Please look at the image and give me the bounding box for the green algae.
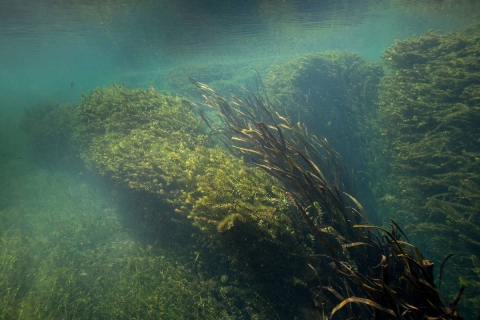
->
[377,24,480,316]
[0,167,272,319]
[263,51,386,220]
[31,83,325,317]
[193,77,467,319]
[14,33,478,316]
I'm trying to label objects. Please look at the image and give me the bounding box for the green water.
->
[1,1,480,319]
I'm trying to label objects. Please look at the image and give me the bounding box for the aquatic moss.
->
[0,230,33,320]
[71,83,325,317]
[378,24,480,316]
[263,50,386,221]
[73,83,203,151]
[0,168,272,319]
[72,84,311,248]
[73,83,207,194]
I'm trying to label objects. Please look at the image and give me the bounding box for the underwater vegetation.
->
[0,168,269,319]
[263,51,386,219]
[73,83,207,196]
[66,83,330,317]
[378,24,480,314]
[192,78,466,319]
[263,51,383,156]
[15,43,476,318]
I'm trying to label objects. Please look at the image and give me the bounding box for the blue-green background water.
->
[1,0,479,319]
[0,0,468,109]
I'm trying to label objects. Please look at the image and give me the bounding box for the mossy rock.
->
[71,83,327,317]
[72,83,310,246]
[378,24,480,318]
[73,83,207,194]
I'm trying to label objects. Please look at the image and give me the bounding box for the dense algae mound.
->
[263,51,383,156]
[73,83,206,195]
[12,83,322,319]
[72,84,311,250]
[378,24,480,311]
[70,83,325,318]
[263,51,386,220]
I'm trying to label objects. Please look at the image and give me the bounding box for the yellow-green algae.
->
[60,83,328,316]
[12,85,272,318]
[71,84,305,243]
[0,161,276,319]
[14,51,472,316]
[377,24,480,315]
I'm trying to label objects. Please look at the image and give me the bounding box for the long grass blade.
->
[438,253,455,290]
[331,297,396,318]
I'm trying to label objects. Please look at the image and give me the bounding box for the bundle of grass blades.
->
[377,24,480,315]
[191,78,466,319]
[263,51,386,222]
[263,51,383,152]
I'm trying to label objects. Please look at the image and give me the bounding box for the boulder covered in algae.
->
[71,83,328,317]
[72,84,304,243]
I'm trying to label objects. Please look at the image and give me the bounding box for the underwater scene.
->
[1,0,480,319]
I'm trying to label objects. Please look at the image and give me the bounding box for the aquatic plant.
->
[191,78,466,319]
[263,51,386,220]
[71,83,329,317]
[264,51,383,127]
[0,167,274,319]
[73,83,207,194]
[377,24,480,316]
[0,230,32,319]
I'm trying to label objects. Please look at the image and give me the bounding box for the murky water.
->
[1,1,479,319]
